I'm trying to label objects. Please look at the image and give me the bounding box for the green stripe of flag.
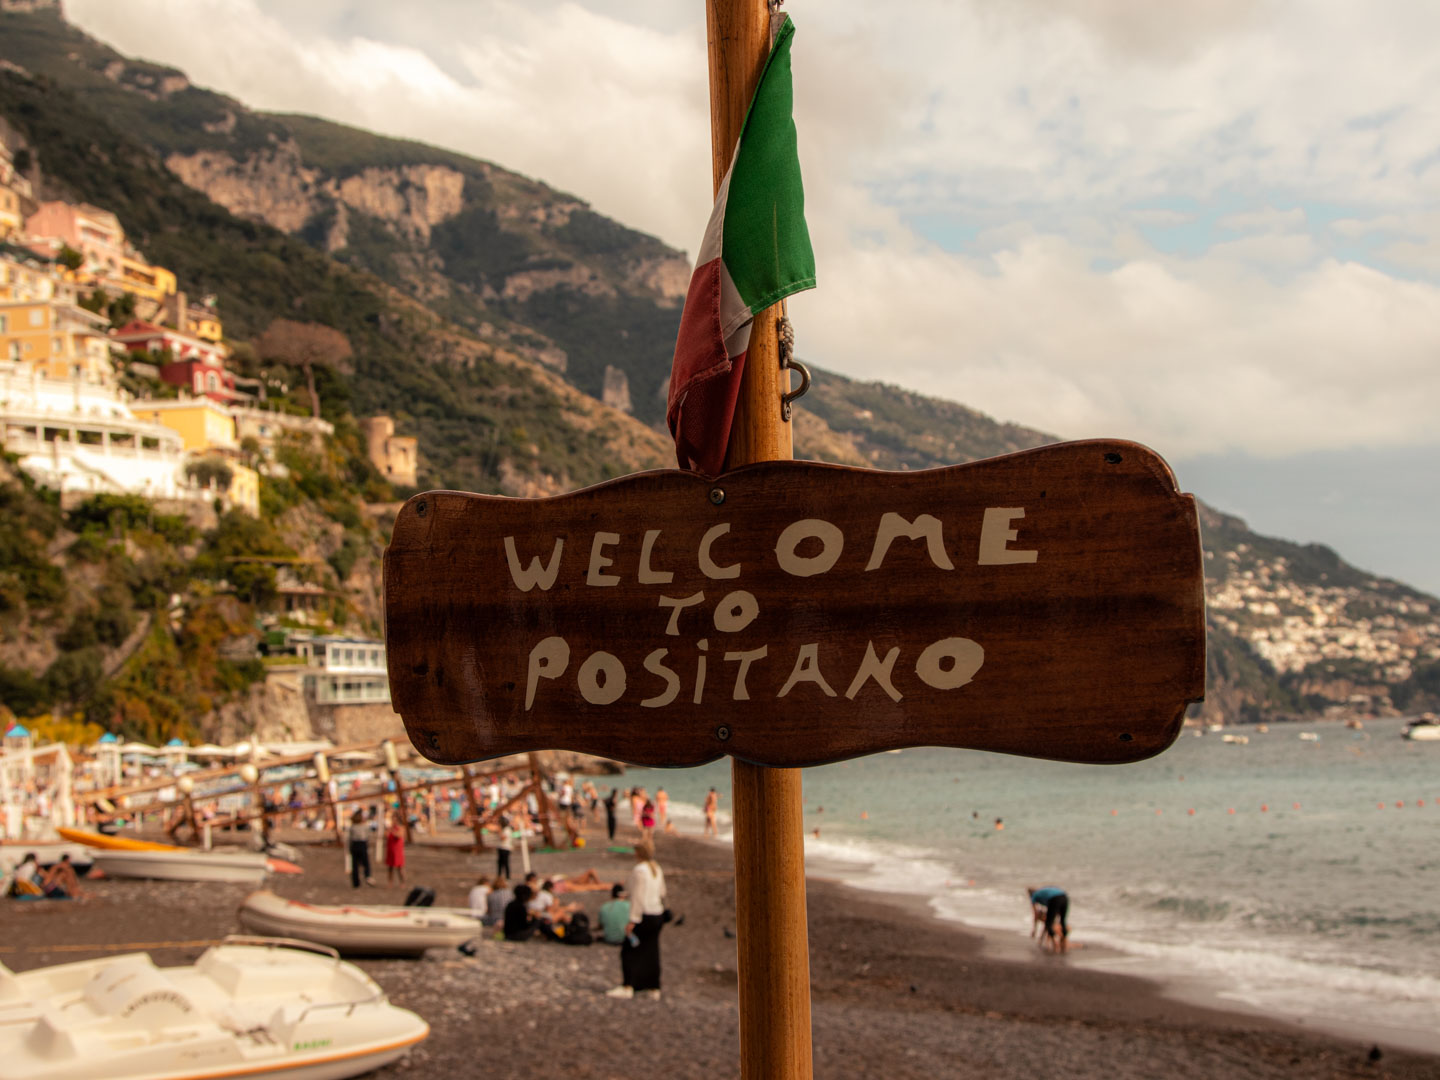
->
[720,15,815,314]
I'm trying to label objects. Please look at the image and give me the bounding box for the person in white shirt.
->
[468,875,491,919]
[605,841,667,999]
[527,882,555,918]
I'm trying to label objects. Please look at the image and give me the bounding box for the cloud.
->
[1216,207,1308,234]
[61,0,1440,462]
[791,235,1440,458]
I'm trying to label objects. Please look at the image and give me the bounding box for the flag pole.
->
[706,1,813,1077]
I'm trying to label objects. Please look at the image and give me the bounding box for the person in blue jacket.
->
[1027,886,1069,953]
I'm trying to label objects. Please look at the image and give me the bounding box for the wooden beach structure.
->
[74,740,577,853]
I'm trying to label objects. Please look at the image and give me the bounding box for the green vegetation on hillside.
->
[0,59,667,492]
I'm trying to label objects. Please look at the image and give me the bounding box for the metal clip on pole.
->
[777,312,810,422]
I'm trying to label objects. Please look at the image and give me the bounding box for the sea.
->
[622,716,1439,1049]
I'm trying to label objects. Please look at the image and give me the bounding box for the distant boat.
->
[1403,716,1440,742]
[1255,724,1270,733]
[1206,723,1224,733]
[1298,732,1320,742]
[1221,734,1249,745]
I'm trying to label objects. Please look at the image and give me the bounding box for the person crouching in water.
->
[1027,886,1069,953]
[606,840,667,999]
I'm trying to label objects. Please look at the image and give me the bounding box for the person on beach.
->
[348,809,374,888]
[703,787,719,838]
[40,854,81,899]
[384,812,406,885]
[630,788,645,829]
[603,789,618,841]
[485,876,512,927]
[504,883,537,941]
[640,798,656,844]
[11,852,41,894]
[495,814,514,878]
[598,883,629,945]
[1027,886,1069,953]
[655,788,668,829]
[468,874,491,918]
[605,840,667,999]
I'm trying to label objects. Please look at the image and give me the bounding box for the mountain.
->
[1,5,1437,726]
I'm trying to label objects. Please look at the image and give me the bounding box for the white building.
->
[293,635,392,705]
[0,360,198,503]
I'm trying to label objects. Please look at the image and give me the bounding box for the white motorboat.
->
[1403,716,1440,742]
[237,889,481,957]
[0,939,428,1080]
[91,847,269,884]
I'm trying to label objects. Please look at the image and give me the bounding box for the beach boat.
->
[57,827,301,874]
[1297,732,1320,742]
[1402,716,1440,741]
[237,889,481,957]
[0,939,427,1079]
[91,847,269,884]
[56,827,180,852]
[1220,733,1249,745]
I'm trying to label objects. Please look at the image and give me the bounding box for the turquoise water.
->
[623,716,1439,1040]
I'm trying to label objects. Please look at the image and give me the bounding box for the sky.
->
[64,0,1440,595]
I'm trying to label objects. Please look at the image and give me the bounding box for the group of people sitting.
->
[6,853,82,899]
[467,869,633,946]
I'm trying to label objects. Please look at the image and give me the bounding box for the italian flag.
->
[666,13,815,476]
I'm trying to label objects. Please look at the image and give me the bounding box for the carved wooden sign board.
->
[384,440,1205,769]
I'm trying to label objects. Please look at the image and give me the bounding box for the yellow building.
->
[116,256,178,304]
[187,308,223,343]
[228,462,259,517]
[129,397,238,452]
[0,295,111,381]
[0,185,22,239]
[0,255,55,302]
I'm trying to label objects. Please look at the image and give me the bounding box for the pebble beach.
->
[5,815,1437,1080]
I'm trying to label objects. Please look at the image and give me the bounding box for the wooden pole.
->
[706,2,813,1076]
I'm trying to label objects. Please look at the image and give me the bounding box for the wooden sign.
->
[384,440,1205,769]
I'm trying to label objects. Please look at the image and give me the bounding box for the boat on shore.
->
[91,847,269,884]
[237,889,481,957]
[1402,715,1440,741]
[57,827,300,875]
[0,938,427,1079]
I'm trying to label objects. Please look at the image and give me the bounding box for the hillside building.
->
[232,401,334,458]
[0,360,191,502]
[112,320,236,403]
[295,635,392,705]
[130,396,238,453]
[0,252,55,303]
[0,287,114,382]
[23,200,176,305]
[0,135,34,239]
[361,415,417,487]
